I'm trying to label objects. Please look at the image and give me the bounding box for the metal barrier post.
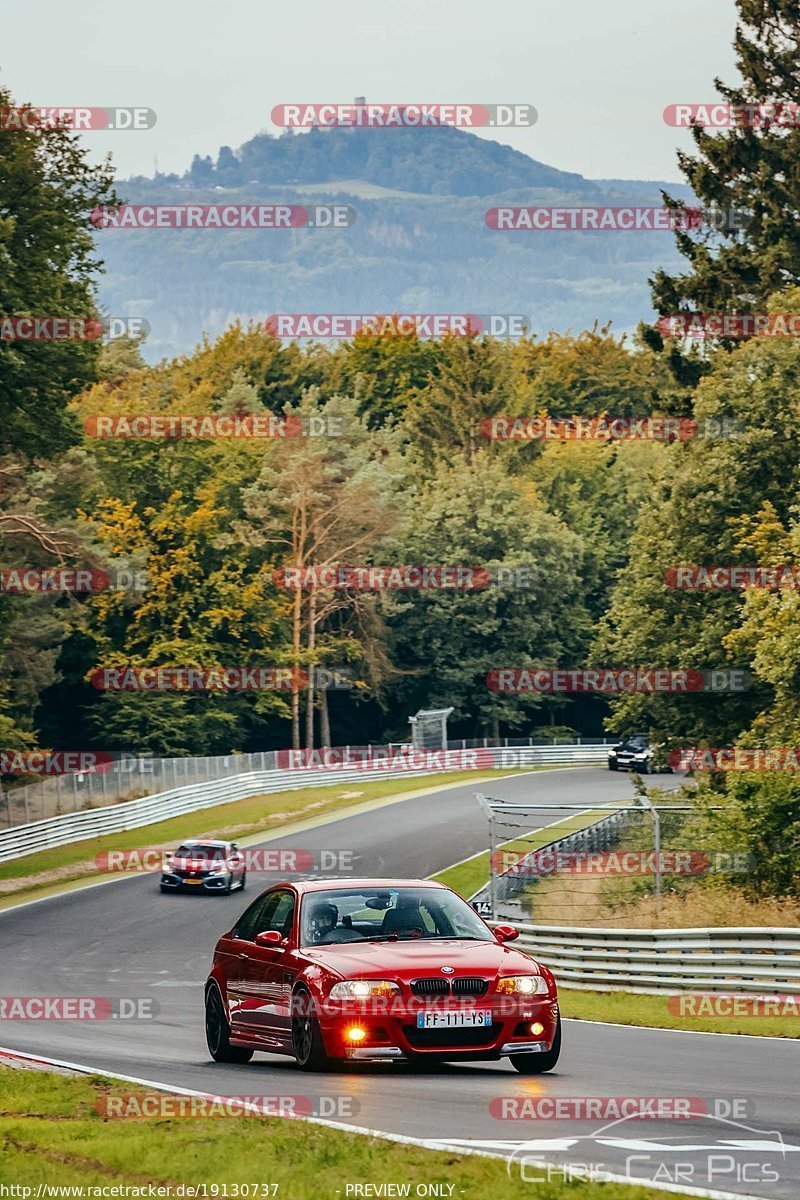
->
[476,793,496,920]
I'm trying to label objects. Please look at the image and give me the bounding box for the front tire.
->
[291,986,331,1071]
[608,761,618,771]
[205,985,253,1063]
[510,1016,561,1074]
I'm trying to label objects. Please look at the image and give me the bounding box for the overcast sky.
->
[2,0,740,182]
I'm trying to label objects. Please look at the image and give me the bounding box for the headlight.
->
[496,975,549,995]
[329,980,400,999]
[608,750,617,757]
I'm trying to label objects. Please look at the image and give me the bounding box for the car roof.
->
[293,878,448,894]
[177,838,230,847]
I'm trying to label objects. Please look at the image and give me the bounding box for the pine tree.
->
[648,1,800,343]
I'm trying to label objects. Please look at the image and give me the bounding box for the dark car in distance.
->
[607,735,672,774]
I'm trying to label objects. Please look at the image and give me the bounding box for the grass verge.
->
[558,987,800,1038]
[0,767,555,910]
[0,1063,699,1199]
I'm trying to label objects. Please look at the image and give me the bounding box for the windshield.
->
[300,886,495,946]
[173,844,227,860]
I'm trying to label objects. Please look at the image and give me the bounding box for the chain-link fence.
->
[474,793,738,927]
[0,752,276,830]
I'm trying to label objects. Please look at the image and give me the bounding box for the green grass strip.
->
[0,1064,701,1198]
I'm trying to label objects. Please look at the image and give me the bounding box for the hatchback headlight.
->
[496,975,549,995]
[329,980,400,999]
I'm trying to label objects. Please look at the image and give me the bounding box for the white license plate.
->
[416,1010,492,1029]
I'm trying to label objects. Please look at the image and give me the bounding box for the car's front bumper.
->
[160,872,231,892]
[317,995,559,1061]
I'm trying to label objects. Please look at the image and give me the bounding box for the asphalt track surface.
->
[1,767,798,1199]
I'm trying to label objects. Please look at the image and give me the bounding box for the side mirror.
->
[255,930,283,947]
[494,924,519,944]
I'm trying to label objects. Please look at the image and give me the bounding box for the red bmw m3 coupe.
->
[204,878,560,1072]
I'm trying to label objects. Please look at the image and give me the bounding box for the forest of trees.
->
[2,0,800,897]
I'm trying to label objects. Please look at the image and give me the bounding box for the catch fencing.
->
[0,742,610,862]
[0,738,613,830]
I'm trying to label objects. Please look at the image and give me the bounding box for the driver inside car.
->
[307,900,339,943]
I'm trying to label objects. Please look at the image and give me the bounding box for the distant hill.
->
[99,125,693,361]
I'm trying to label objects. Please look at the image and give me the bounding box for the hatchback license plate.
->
[416,1010,492,1029]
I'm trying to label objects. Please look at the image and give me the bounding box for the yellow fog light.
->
[346,1027,367,1042]
[530,1021,545,1036]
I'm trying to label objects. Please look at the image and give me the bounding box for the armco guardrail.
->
[0,739,613,829]
[0,743,608,862]
[512,923,800,995]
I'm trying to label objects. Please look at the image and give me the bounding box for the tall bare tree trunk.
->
[319,686,331,748]
[291,586,302,751]
[305,589,316,750]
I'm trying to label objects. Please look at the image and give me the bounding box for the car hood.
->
[301,938,541,979]
[170,857,224,870]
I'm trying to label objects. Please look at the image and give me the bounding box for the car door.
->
[226,891,280,1036]
[231,888,297,1047]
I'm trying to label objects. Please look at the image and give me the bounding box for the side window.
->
[263,890,296,938]
[234,892,281,941]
